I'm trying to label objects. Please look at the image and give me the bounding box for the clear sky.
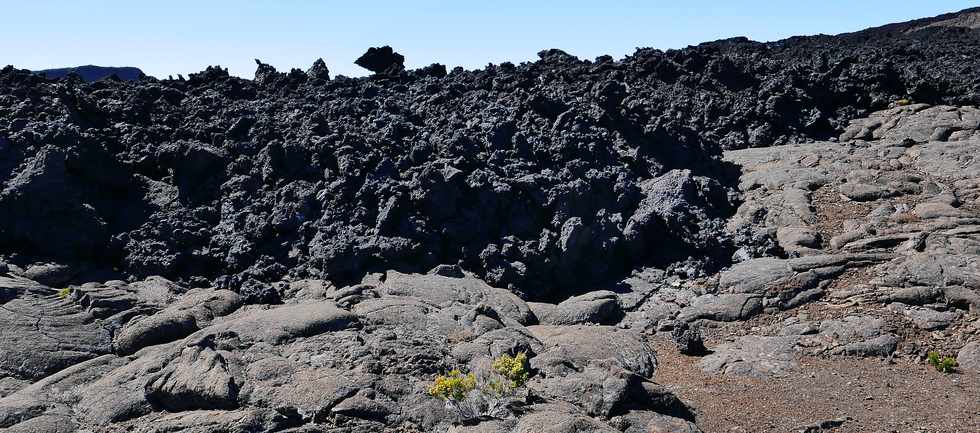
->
[2,1,977,79]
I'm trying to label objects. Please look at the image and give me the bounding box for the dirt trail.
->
[652,338,980,433]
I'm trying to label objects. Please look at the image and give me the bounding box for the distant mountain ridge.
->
[841,6,980,37]
[34,65,144,81]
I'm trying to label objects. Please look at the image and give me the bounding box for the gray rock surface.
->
[378,271,535,325]
[705,104,980,380]
[701,335,800,377]
[717,254,890,307]
[115,288,241,354]
[812,316,900,357]
[888,303,961,330]
[531,291,623,325]
[612,410,703,433]
[700,314,902,378]
[145,345,238,411]
[0,277,135,382]
[513,408,621,433]
[0,267,692,432]
[677,293,762,322]
[529,325,658,378]
[958,341,980,373]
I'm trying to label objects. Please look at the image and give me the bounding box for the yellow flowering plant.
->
[56,287,73,300]
[428,352,532,422]
[427,370,477,401]
[491,352,530,389]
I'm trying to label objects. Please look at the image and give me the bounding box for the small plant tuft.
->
[894,98,913,106]
[927,351,957,373]
[490,352,530,390]
[428,370,477,402]
[56,287,73,300]
[429,352,533,422]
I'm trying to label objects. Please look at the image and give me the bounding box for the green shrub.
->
[429,352,533,422]
[56,287,73,300]
[927,351,957,373]
[492,352,529,387]
[428,370,477,402]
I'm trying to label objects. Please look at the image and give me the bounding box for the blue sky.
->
[2,1,977,78]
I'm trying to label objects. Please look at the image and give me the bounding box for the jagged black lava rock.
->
[2,9,980,301]
[306,58,330,81]
[355,46,405,75]
[671,322,708,356]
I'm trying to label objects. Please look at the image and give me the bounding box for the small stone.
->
[671,322,708,356]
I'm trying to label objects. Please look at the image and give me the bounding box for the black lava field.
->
[2,12,980,302]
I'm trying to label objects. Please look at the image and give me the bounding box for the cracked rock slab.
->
[529,325,658,378]
[530,291,623,326]
[700,335,800,377]
[676,294,762,322]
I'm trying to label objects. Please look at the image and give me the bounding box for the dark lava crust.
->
[2,10,980,302]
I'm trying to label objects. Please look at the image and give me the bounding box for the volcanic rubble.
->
[1,9,980,433]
